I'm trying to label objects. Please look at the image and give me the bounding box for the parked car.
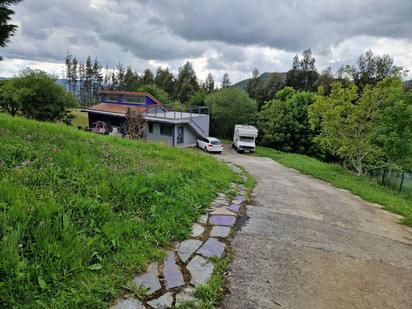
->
[197,137,223,153]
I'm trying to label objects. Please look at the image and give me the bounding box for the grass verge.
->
[254,146,412,227]
[0,113,236,308]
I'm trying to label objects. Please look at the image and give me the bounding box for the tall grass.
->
[255,147,412,227]
[0,113,235,308]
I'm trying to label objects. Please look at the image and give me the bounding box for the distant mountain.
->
[233,72,287,89]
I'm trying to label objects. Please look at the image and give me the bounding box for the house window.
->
[160,125,173,136]
[123,95,145,104]
[148,123,153,133]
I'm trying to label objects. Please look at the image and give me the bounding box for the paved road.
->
[218,146,412,309]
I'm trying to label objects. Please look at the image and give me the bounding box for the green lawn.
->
[254,146,412,227]
[69,108,89,127]
[0,113,236,308]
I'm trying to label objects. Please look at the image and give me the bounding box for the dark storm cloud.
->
[1,0,412,78]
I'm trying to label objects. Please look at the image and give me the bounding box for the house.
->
[83,90,210,147]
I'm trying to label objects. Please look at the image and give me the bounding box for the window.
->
[105,94,119,102]
[240,136,255,142]
[160,125,173,136]
[123,95,145,104]
[210,139,221,145]
[148,123,153,133]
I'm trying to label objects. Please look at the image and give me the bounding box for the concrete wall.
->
[144,121,174,146]
[190,115,210,136]
[174,124,197,148]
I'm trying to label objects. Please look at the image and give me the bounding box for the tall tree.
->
[154,67,175,95]
[141,68,154,85]
[92,58,103,102]
[346,50,404,90]
[0,0,21,60]
[203,73,215,93]
[174,61,199,103]
[318,67,334,95]
[124,66,140,91]
[221,73,231,88]
[286,49,319,91]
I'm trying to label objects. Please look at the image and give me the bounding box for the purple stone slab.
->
[227,204,240,212]
[234,195,245,203]
[162,251,184,289]
[197,238,225,258]
[210,215,236,226]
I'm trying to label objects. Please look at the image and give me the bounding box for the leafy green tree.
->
[0,79,19,116]
[318,67,334,95]
[205,87,257,138]
[286,49,319,92]
[258,87,318,154]
[137,84,172,107]
[3,69,77,121]
[174,61,199,103]
[0,0,21,60]
[124,66,140,91]
[309,78,412,175]
[222,73,231,88]
[188,90,207,107]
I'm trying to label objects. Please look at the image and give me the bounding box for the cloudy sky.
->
[1,0,412,82]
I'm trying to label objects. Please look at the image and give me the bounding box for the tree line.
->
[64,53,232,108]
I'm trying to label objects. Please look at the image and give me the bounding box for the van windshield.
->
[239,136,254,142]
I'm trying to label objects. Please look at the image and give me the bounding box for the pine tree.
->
[222,73,231,88]
[0,0,22,60]
[142,68,154,85]
[204,73,215,93]
[174,61,199,103]
[92,58,103,102]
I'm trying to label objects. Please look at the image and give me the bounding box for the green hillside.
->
[0,113,236,307]
[233,71,287,89]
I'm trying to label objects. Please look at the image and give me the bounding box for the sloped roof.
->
[87,103,152,115]
[100,90,162,105]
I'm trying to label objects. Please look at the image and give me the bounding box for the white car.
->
[197,137,223,153]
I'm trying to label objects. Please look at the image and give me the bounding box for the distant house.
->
[83,90,209,147]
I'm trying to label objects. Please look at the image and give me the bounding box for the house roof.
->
[87,103,153,115]
[100,90,162,106]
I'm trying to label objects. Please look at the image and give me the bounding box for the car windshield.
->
[240,136,254,142]
[210,139,221,145]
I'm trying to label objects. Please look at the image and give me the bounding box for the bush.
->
[205,87,257,138]
[0,69,77,121]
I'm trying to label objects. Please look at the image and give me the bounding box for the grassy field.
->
[69,108,89,127]
[254,146,412,227]
[0,113,236,308]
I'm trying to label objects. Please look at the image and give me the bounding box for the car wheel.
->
[204,147,208,152]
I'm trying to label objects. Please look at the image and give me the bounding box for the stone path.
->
[112,164,249,308]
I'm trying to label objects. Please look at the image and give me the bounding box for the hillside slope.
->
[0,113,236,307]
[233,72,287,89]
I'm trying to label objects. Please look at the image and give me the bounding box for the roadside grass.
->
[0,113,236,308]
[254,146,412,227]
[69,108,89,127]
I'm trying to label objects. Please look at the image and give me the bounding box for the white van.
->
[233,124,258,153]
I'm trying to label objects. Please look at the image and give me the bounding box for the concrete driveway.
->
[218,145,412,309]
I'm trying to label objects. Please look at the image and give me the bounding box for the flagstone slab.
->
[175,287,196,306]
[235,195,245,202]
[190,223,205,237]
[132,262,161,294]
[112,297,144,309]
[227,204,240,212]
[187,255,214,286]
[210,226,231,238]
[198,214,208,224]
[178,239,203,263]
[147,292,173,309]
[210,207,237,216]
[162,251,184,289]
[232,199,242,205]
[210,215,236,226]
[197,238,225,258]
